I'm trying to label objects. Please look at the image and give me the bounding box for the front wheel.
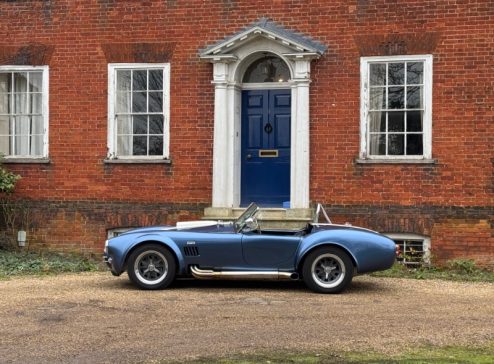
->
[127,244,176,290]
[302,247,353,293]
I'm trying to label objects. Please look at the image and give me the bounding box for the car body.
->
[104,203,397,293]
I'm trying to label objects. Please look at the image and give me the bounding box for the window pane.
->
[148,92,163,113]
[133,70,147,91]
[407,111,423,132]
[406,134,423,155]
[369,63,386,86]
[407,86,422,109]
[243,56,290,83]
[29,72,43,92]
[133,136,147,155]
[0,135,9,155]
[0,73,10,93]
[149,115,164,134]
[132,92,146,112]
[388,63,404,85]
[14,93,29,114]
[149,136,163,156]
[117,135,132,156]
[407,62,423,84]
[388,134,404,155]
[0,116,8,135]
[370,87,386,110]
[369,111,386,132]
[15,116,30,135]
[14,72,28,92]
[116,92,131,113]
[30,134,43,156]
[369,134,386,155]
[149,70,163,90]
[117,70,131,91]
[388,111,404,132]
[117,115,132,135]
[388,87,404,109]
[15,135,30,155]
[0,93,9,114]
[31,93,42,114]
[133,115,147,134]
[31,115,43,134]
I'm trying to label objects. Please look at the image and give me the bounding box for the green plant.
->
[0,161,21,194]
[448,259,477,274]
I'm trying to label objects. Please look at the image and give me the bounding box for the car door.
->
[241,232,301,270]
[172,231,244,269]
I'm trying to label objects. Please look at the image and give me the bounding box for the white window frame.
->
[107,63,170,160]
[0,65,49,159]
[385,233,431,265]
[360,55,432,160]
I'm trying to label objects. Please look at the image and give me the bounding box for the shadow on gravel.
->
[100,274,389,294]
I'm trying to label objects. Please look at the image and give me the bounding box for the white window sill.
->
[2,158,51,164]
[355,158,437,165]
[104,158,172,164]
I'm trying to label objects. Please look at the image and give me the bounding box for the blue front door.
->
[241,89,291,207]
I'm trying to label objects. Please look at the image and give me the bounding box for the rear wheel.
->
[302,247,353,293]
[127,244,176,290]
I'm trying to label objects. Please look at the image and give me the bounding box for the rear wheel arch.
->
[297,243,357,275]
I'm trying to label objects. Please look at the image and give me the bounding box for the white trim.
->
[107,63,170,160]
[0,65,49,159]
[204,37,316,209]
[384,233,431,265]
[359,55,433,160]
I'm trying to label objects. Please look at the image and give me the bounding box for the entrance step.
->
[203,207,314,229]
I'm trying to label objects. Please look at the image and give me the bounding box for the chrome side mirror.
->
[245,217,258,231]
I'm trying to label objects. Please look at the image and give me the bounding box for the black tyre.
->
[127,244,176,290]
[302,247,353,293]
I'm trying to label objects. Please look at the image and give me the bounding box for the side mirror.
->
[245,217,258,230]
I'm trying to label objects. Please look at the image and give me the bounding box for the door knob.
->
[246,154,252,159]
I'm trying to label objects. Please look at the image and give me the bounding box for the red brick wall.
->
[0,1,492,264]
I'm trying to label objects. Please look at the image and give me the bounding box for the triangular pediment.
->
[200,17,326,58]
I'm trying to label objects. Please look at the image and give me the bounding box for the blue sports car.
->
[103,203,397,293]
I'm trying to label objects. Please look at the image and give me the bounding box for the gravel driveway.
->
[0,272,493,363]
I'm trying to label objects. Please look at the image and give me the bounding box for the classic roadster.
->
[103,203,397,293]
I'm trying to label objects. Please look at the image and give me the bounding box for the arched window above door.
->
[242,55,291,83]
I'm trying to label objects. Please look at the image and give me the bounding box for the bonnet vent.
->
[184,246,200,257]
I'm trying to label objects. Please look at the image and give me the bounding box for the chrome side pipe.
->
[190,266,299,281]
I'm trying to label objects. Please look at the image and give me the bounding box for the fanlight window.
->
[243,55,290,83]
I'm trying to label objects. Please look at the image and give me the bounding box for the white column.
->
[211,62,231,208]
[290,58,313,209]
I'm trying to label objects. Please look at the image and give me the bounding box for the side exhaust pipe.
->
[190,266,299,281]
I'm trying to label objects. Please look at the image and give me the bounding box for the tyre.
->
[302,247,353,293]
[127,244,176,290]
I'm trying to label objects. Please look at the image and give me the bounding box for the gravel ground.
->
[0,272,493,364]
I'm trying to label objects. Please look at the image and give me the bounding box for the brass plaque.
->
[259,149,279,158]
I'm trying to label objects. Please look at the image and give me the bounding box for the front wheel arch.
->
[124,240,179,275]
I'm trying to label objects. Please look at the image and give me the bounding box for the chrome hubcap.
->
[134,250,168,285]
[311,253,346,288]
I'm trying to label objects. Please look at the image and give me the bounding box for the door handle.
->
[246,154,252,160]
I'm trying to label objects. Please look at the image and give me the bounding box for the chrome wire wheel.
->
[311,253,346,289]
[134,250,169,285]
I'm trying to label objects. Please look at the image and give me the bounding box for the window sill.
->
[355,158,437,165]
[104,158,172,164]
[2,158,51,164]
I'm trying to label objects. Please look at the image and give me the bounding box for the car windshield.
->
[234,203,259,232]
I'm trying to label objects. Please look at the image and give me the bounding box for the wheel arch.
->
[297,243,358,275]
[124,239,184,274]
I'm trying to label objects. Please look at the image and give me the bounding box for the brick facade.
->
[0,1,492,266]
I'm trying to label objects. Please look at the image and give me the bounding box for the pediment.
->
[200,17,326,59]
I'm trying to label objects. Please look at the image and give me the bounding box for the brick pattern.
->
[0,1,492,265]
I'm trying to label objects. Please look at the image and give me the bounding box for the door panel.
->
[241,233,300,269]
[241,89,291,206]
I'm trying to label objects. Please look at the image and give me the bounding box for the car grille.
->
[184,246,200,257]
